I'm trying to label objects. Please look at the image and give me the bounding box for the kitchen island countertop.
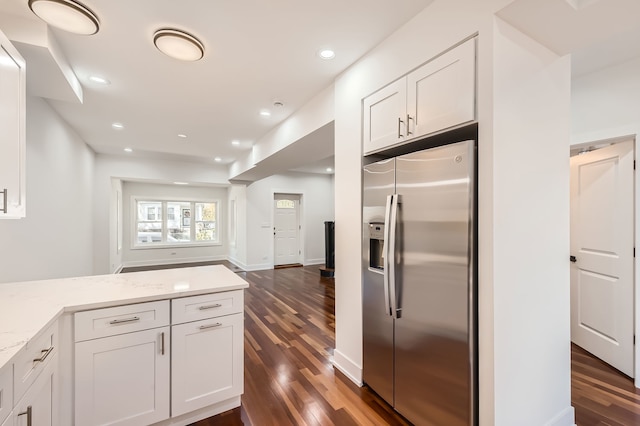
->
[0,265,249,368]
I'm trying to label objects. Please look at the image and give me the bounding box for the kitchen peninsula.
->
[0,265,248,426]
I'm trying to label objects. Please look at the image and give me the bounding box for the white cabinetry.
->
[171,291,244,416]
[14,355,57,426]
[363,37,476,155]
[74,301,170,426]
[0,28,26,219]
[10,321,59,426]
[0,365,12,425]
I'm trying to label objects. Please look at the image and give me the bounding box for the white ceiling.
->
[1,0,639,180]
[0,0,432,172]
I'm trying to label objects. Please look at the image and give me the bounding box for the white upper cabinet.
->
[363,79,408,154]
[406,38,476,140]
[363,37,476,155]
[0,28,26,219]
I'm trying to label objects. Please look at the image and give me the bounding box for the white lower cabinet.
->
[171,313,244,416]
[73,292,244,425]
[75,326,170,426]
[14,353,57,426]
[1,413,11,426]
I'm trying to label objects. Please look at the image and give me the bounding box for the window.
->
[133,198,219,247]
[276,199,295,209]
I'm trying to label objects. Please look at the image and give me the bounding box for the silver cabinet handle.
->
[33,346,54,364]
[397,117,404,138]
[199,322,222,330]
[109,316,140,325]
[17,406,32,426]
[406,114,413,135]
[198,303,222,310]
[161,332,165,355]
[1,188,7,214]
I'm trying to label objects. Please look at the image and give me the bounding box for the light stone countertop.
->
[0,265,249,369]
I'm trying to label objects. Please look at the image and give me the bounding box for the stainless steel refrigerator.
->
[362,139,477,425]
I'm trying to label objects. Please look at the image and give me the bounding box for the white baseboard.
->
[332,349,362,386]
[122,255,227,268]
[545,406,575,426]
[113,264,123,274]
[243,262,273,272]
[304,258,325,266]
[227,256,249,271]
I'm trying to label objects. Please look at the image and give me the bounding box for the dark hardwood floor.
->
[572,344,640,425]
[125,262,640,425]
[192,265,409,426]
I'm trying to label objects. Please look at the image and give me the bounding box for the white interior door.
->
[570,140,635,377]
[274,195,300,266]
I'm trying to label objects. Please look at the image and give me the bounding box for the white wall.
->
[0,96,94,283]
[570,57,640,388]
[333,1,573,425]
[242,172,334,271]
[94,154,229,274]
[121,181,229,268]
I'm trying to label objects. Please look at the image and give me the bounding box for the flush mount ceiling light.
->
[123,147,133,153]
[153,29,205,62]
[88,75,110,85]
[28,0,100,35]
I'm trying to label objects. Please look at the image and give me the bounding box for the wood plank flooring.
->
[572,343,640,425]
[192,265,409,426]
[128,262,640,425]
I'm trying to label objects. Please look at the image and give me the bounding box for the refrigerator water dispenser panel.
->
[369,223,385,270]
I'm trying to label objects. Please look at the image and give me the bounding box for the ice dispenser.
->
[368,222,385,270]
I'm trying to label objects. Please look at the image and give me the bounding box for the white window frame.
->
[131,196,221,249]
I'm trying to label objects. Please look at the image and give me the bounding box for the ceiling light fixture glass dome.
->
[153,29,205,62]
[28,0,100,35]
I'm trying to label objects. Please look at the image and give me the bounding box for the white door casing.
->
[570,140,635,377]
[274,195,300,266]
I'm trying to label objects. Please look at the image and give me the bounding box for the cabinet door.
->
[14,354,57,426]
[363,79,407,155]
[0,29,26,219]
[407,37,476,139]
[1,412,12,426]
[75,327,170,426]
[171,313,243,416]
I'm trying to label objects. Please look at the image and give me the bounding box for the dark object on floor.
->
[323,221,335,277]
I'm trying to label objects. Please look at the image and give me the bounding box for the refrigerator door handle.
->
[383,194,393,316]
[389,194,399,319]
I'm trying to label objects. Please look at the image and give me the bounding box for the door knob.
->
[570,255,577,263]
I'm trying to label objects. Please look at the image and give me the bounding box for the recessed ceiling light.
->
[326,167,333,172]
[231,140,240,146]
[214,157,222,162]
[28,0,100,35]
[260,110,271,117]
[177,134,187,138]
[89,75,110,85]
[318,49,335,60]
[112,122,124,129]
[124,147,133,153]
[173,182,189,185]
[153,28,205,62]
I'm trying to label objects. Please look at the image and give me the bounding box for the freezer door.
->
[362,158,395,405]
[393,140,475,425]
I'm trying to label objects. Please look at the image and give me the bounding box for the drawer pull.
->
[198,303,222,310]
[0,188,7,214]
[17,406,32,426]
[33,346,54,364]
[199,322,222,330]
[109,316,140,325]
[161,332,165,355]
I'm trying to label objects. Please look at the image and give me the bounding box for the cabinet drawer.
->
[172,291,243,325]
[13,321,57,403]
[0,364,11,425]
[75,300,169,342]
